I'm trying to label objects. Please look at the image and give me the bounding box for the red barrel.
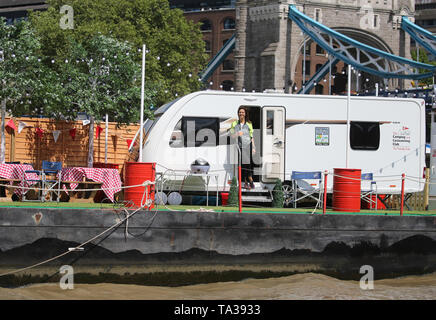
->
[332,168,361,212]
[124,162,156,209]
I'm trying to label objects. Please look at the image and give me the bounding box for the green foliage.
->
[228,176,239,207]
[272,179,284,208]
[0,18,62,116]
[58,34,150,124]
[410,49,436,86]
[29,0,208,107]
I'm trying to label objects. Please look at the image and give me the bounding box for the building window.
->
[373,14,379,28]
[316,45,324,55]
[316,63,323,72]
[223,18,235,30]
[301,42,311,55]
[350,121,380,150]
[200,19,212,31]
[302,60,311,76]
[315,84,324,95]
[222,59,235,71]
[314,8,322,23]
[221,80,234,91]
[204,40,211,52]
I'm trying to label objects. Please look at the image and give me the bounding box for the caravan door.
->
[261,106,285,183]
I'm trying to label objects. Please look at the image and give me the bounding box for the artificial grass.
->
[0,201,435,216]
[0,201,116,209]
[155,204,436,217]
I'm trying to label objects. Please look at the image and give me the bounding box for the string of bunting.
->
[6,118,136,147]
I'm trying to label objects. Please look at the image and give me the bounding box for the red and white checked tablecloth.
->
[59,167,122,202]
[0,163,40,197]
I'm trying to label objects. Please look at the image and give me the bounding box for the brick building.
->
[170,0,237,91]
[1,0,431,93]
[0,0,47,24]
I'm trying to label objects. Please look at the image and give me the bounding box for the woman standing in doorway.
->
[230,106,256,189]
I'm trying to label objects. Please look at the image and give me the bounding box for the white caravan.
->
[141,90,426,200]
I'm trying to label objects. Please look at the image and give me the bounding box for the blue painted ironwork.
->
[288,5,435,80]
[200,34,235,83]
[402,16,436,57]
[298,57,340,94]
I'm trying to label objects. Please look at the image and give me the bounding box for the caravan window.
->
[169,119,183,148]
[168,117,219,148]
[350,121,380,150]
[183,117,219,147]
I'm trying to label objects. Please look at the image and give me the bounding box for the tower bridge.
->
[234,0,424,93]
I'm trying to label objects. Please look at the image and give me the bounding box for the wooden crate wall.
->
[2,117,140,171]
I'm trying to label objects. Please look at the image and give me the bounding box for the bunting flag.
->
[10,118,134,146]
[35,127,44,139]
[69,128,77,140]
[18,121,27,134]
[126,139,136,148]
[52,130,61,143]
[6,119,16,131]
[96,125,103,139]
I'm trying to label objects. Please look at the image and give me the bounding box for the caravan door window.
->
[266,110,274,135]
[350,121,380,150]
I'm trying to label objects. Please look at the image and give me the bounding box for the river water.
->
[1,272,435,300]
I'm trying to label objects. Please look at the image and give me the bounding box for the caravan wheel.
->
[282,182,293,207]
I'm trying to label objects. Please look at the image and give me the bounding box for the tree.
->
[272,179,284,208]
[411,49,436,86]
[228,176,239,207]
[29,0,208,107]
[0,18,62,163]
[59,35,151,167]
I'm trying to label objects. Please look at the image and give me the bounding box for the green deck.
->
[0,201,435,217]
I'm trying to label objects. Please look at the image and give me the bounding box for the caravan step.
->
[241,187,270,193]
[241,195,272,203]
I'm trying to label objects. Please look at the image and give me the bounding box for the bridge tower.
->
[235,0,415,93]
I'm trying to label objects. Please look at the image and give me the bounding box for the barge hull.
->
[1,208,436,281]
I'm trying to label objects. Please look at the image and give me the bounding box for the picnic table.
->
[0,163,40,197]
[59,167,122,202]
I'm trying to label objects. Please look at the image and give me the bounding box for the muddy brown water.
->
[1,272,435,300]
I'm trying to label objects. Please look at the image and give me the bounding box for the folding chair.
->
[360,173,378,210]
[22,161,62,202]
[290,171,323,208]
[22,166,44,202]
[41,161,62,202]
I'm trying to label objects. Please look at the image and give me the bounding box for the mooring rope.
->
[0,180,155,278]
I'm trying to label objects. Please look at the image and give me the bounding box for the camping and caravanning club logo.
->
[392,126,411,151]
